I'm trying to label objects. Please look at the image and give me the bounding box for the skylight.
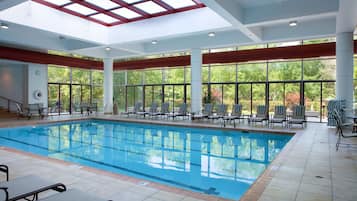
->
[33,0,205,26]
[86,0,119,10]
[134,1,166,14]
[112,7,141,19]
[91,13,119,24]
[43,0,70,6]
[65,3,96,15]
[162,0,196,9]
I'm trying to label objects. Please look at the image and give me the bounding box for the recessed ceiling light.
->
[105,47,111,51]
[151,40,158,45]
[289,21,298,27]
[208,32,215,37]
[0,23,9,29]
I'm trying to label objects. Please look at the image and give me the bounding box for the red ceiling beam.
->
[0,46,103,70]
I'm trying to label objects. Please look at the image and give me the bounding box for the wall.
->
[0,63,26,111]
[27,64,48,107]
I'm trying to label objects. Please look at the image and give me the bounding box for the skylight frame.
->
[32,0,205,27]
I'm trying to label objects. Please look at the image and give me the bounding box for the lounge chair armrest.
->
[0,187,9,201]
[0,165,9,181]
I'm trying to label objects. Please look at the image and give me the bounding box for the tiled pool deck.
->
[0,114,356,201]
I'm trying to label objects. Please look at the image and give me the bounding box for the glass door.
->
[48,84,60,115]
[304,82,321,122]
[59,84,70,114]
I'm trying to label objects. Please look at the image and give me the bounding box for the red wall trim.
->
[0,41,356,71]
[115,41,355,70]
[0,46,103,69]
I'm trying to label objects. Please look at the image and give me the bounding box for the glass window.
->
[165,68,184,84]
[93,86,103,111]
[303,37,335,45]
[48,66,70,83]
[354,58,357,79]
[202,66,209,83]
[72,68,91,84]
[127,70,143,85]
[114,71,126,85]
[238,44,266,50]
[210,84,222,105]
[114,86,126,111]
[268,60,301,81]
[92,70,103,85]
[144,69,162,84]
[185,67,191,83]
[268,41,301,48]
[209,47,237,53]
[238,62,266,82]
[210,64,236,83]
[303,58,336,80]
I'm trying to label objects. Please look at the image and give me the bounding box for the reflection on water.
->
[0,120,291,200]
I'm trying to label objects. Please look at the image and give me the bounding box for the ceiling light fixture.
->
[289,21,298,27]
[105,47,111,51]
[208,32,216,37]
[151,40,158,45]
[0,23,9,29]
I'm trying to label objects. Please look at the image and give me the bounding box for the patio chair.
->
[249,105,268,125]
[332,109,357,150]
[208,104,227,120]
[0,173,66,201]
[168,103,188,119]
[149,102,169,118]
[222,104,244,127]
[136,102,158,118]
[15,103,31,119]
[122,102,142,117]
[287,105,306,128]
[269,105,287,127]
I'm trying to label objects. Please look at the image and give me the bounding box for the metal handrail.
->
[0,96,23,112]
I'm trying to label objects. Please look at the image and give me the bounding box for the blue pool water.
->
[0,120,291,200]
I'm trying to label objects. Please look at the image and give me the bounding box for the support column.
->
[104,58,113,114]
[336,32,354,116]
[191,48,202,113]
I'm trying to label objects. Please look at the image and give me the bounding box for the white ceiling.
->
[0,0,356,60]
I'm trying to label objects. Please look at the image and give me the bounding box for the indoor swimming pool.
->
[0,120,292,200]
